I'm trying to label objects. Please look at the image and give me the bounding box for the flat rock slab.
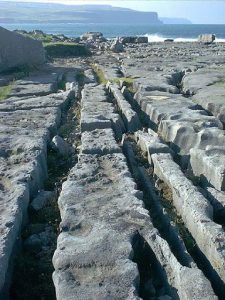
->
[190,147,225,191]
[152,152,225,283]
[53,152,216,300]
[53,153,145,300]
[134,129,171,164]
[8,69,59,98]
[108,83,141,132]
[81,128,121,155]
[0,91,72,112]
[192,84,225,126]
[0,67,77,296]
[182,67,225,95]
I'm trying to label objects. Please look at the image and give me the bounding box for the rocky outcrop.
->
[119,36,148,44]
[0,26,45,72]
[0,65,77,298]
[1,36,225,299]
[80,32,106,42]
[198,34,216,44]
[53,83,216,300]
[110,38,124,53]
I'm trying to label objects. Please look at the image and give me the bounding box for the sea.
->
[1,23,225,42]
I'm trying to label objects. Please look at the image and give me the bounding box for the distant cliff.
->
[160,17,192,24]
[0,2,162,24]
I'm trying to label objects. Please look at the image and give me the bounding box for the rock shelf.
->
[0,62,81,298]
[1,41,225,299]
[53,83,216,299]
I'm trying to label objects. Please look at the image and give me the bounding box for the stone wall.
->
[0,26,45,72]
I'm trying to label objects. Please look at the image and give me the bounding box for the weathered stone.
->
[53,153,216,300]
[108,83,141,132]
[198,34,216,44]
[164,39,174,42]
[136,36,148,43]
[110,38,124,53]
[119,36,148,44]
[51,135,70,156]
[81,128,121,155]
[152,152,225,283]
[30,190,54,211]
[0,26,45,72]
[134,129,171,164]
[205,187,225,223]
[80,83,125,138]
[0,65,78,296]
[81,32,105,41]
[190,147,225,191]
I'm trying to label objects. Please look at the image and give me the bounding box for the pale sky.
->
[5,0,225,24]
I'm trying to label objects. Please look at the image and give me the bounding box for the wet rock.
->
[30,190,54,211]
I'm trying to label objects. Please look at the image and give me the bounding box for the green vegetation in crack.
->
[0,84,12,101]
[57,74,66,91]
[129,137,196,254]
[91,63,134,93]
[76,71,85,84]
[10,87,81,300]
[112,77,134,92]
[91,63,108,85]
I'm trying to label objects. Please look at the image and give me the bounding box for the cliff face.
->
[0,2,162,24]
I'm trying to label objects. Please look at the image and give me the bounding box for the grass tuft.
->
[91,64,108,85]
[0,84,12,101]
[44,42,91,58]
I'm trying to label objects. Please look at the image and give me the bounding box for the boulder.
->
[119,36,137,44]
[110,38,124,53]
[80,32,106,42]
[0,26,45,72]
[136,36,148,43]
[30,190,54,211]
[119,36,148,44]
[164,39,174,42]
[51,135,70,156]
[198,34,216,44]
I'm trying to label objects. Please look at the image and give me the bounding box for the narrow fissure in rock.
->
[9,70,83,300]
[123,137,192,267]
[132,232,170,299]
[123,136,225,299]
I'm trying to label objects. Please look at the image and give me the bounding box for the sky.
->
[5,0,225,24]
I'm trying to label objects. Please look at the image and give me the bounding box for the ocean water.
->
[1,23,225,42]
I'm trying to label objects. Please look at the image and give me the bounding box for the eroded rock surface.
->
[1,39,225,300]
